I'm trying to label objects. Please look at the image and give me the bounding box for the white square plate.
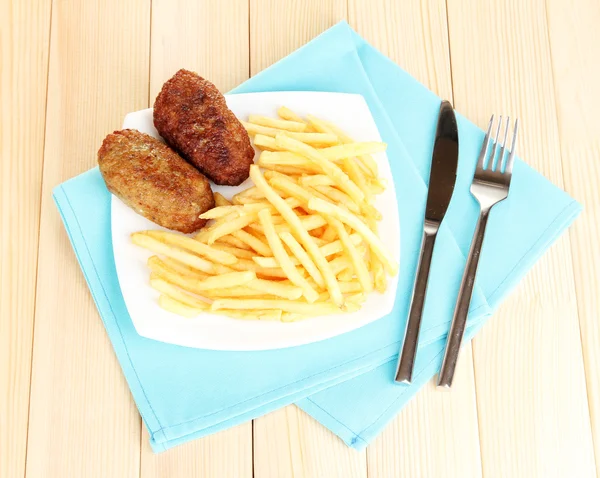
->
[113,92,400,350]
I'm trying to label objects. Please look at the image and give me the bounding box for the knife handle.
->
[395,224,438,384]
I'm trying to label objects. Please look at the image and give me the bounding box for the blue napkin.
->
[53,22,581,452]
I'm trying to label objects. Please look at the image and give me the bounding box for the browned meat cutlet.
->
[98,129,215,233]
[153,69,255,186]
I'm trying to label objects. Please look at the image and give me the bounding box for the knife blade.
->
[395,100,459,384]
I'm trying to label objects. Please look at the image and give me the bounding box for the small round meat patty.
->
[98,129,215,233]
[153,69,255,186]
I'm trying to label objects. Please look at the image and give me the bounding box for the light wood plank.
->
[350,2,483,476]
[248,4,367,477]
[0,1,51,477]
[253,406,367,478]
[249,0,347,76]
[25,0,150,476]
[140,1,253,475]
[141,426,252,478]
[367,345,481,478]
[545,0,600,472]
[446,0,596,476]
[149,0,250,100]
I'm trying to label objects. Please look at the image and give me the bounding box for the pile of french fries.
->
[131,106,398,322]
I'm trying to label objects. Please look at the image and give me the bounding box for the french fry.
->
[258,209,319,303]
[253,233,361,268]
[197,286,272,298]
[228,258,290,279]
[149,256,208,280]
[195,212,240,242]
[246,278,304,300]
[232,186,265,202]
[277,106,306,123]
[242,121,339,145]
[150,277,210,310]
[279,231,325,288]
[231,229,272,256]
[318,142,387,161]
[132,233,216,274]
[267,174,319,204]
[305,114,350,141]
[328,255,352,276]
[206,214,257,244]
[242,197,302,213]
[248,115,307,132]
[158,294,202,318]
[248,214,327,235]
[216,234,253,250]
[199,205,241,219]
[315,280,363,302]
[330,218,372,293]
[298,175,335,187]
[253,134,281,151]
[311,185,360,213]
[250,165,343,306]
[367,217,387,293]
[342,157,371,200]
[367,178,385,195]
[275,134,365,204]
[306,115,379,176]
[357,154,379,177]
[213,192,232,206]
[258,163,318,176]
[211,298,343,315]
[210,243,256,260]
[337,269,355,282]
[308,198,398,276]
[259,150,316,167]
[166,268,256,291]
[140,230,238,265]
[321,224,338,242]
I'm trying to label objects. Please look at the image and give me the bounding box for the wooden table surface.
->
[2,0,599,477]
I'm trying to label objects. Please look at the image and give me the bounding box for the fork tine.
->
[488,115,502,170]
[477,115,494,170]
[505,118,519,175]
[496,116,511,172]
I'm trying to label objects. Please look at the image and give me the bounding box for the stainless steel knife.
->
[395,100,459,384]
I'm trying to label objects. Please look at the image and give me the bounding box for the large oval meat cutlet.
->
[98,129,215,233]
[153,69,255,186]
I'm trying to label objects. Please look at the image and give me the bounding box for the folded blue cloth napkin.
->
[53,21,581,451]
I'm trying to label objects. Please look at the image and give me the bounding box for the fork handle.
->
[395,225,438,384]
[437,208,490,388]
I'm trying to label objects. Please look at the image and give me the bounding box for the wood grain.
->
[367,346,481,478]
[0,1,51,477]
[24,0,150,476]
[545,0,600,472]
[141,426,252,478]
[140,1,254,476]
[446,0,596,476]
[249,0,347,76]
[149,0,250,99]
[253,406,367,478]
[350,1,483,475]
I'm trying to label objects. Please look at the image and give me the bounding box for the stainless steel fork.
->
[437,115,519,388]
